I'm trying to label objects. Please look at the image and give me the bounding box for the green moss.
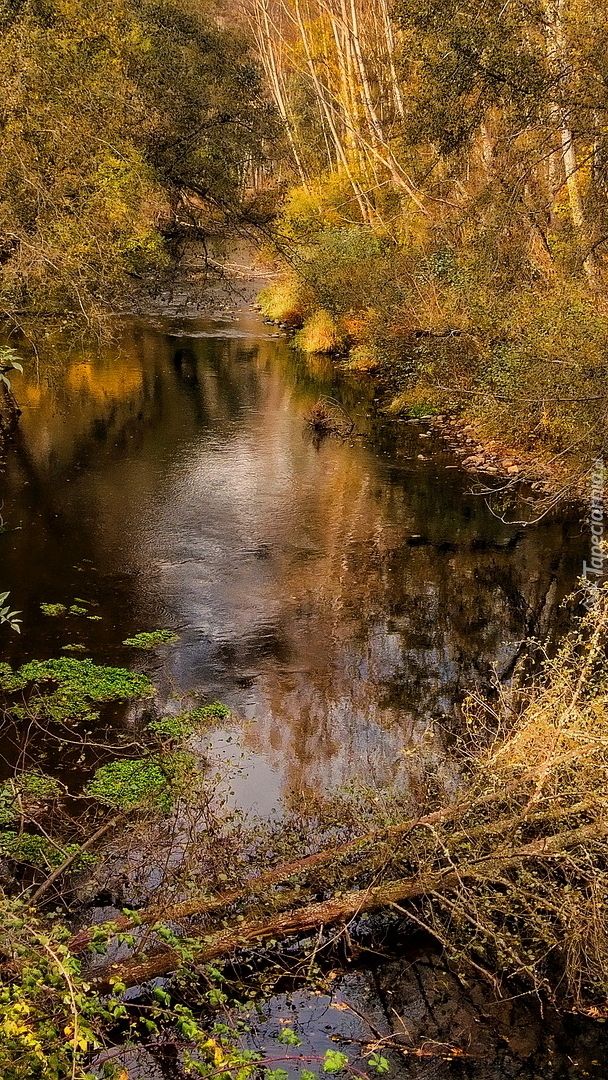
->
[61,643,87,652]
[148,702,230,740]
[122,629,179,649]
[84,758,172,812]
[69,604,88,615]
[40,603,67,617]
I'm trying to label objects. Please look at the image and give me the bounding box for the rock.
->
[507,465,520,474]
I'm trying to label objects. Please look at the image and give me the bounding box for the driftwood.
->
[305,397,355,437]
[88,819,608,992]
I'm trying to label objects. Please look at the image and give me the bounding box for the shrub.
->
[295,310,342,354]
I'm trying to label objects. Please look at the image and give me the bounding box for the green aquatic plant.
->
[16,772,62,802]
[0,657,154,699]
[148,701,230,740]
[0,787,18,827]
[69,604,88,616]
[0,832,96,871]
[40,603,68,617]
[0,657,154,725]
[61,643,87,652]
[0,771,63,831]
[122,629,180,649]
[84,758,173,812]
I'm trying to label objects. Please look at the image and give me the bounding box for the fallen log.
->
[89,819,608,992]
[70,744,595,954]
[70,801,465,952]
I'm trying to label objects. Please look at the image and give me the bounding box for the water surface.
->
[1,312,587,810]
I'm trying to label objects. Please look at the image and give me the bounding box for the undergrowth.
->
[4,598,608,1074]
[262,197,608,491]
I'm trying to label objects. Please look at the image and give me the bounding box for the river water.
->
[1,310,588,806]
[2,310,602,1076]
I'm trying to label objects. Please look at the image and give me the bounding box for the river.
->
[1,308,602,1077]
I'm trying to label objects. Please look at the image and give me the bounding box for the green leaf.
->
[323,1051,349,1073]
[368,1054,390,1075]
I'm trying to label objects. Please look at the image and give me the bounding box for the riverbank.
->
[120,238,599,506]
[256,228,607,506]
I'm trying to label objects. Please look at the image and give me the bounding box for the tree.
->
[0,0,278,321]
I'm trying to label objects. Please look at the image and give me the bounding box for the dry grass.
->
[257,276,309,326]
[406,589,608,1013]
[295,309,342,353]
[304,396,355,436]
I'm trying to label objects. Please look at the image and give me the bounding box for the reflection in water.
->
[1,313,586,810]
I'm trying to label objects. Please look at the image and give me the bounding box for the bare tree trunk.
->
[545,0,599,285]
[292,0,374,221]
[378,0,405,120]
[247,0,309,185]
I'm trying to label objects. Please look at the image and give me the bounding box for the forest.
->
[1,0,607,484]
[1,0,608,1078]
